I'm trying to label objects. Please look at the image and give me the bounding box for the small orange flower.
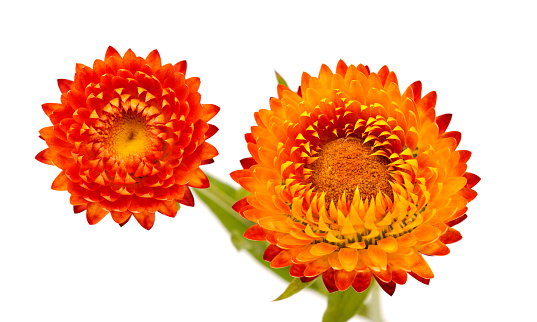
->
[36,47,219,230]
[231,61,479,295]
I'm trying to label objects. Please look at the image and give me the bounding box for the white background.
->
[1,1,535,321]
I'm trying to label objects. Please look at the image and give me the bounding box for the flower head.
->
[36,47,219,230]
[231,61,479,295]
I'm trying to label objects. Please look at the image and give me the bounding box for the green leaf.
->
[273,278,314,301]
[356,283,385,322]
[193,174,251,234]
[275,70,289,87]
[322,287,371,322]
[230,229,252,251]
[194,173,328,296]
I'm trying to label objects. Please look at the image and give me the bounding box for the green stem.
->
[360,283,385,322]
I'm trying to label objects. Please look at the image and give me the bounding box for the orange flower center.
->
[309,137,393,203]
[105,112,152,158]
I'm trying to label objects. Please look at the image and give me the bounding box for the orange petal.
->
[51,171,69,191]
[409,253,434,279]
[197,142,218,160]
[188,168,210,188]
[304,257,331,277]
[413,224,441,242]
[377,237,398,253]
[338,248,358,272]
[111,211,131,224]
[201,104,220,122]
[86,202,109,225]
[420,240,450,256]
[145,49,161,69]
[158,200,178,217]
[310,243,338,256]
[367,245,387,270]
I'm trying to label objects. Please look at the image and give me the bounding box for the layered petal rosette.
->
[36,47,219,229]
[231,61,479,295]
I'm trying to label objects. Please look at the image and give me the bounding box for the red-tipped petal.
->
[264,244,283,262]
[244,224,267,241]
[174,60,187,74]
[464,172,481,189]
[178,186,194,206]
[57,79,74,94]
[105,46,121,59]
[335,269,357,291]
[440,227,463,244]
[446,214,468,227]
[322,269,339,293]
[240,157,257,170]
[409,272,430,285]
[351,270,372,293]
[133,211,155,230]
[436,113,452,134]
[35,148,54,165]
[375,277,396,296]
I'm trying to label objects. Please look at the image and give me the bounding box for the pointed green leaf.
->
[322,287,371,322]
[273,278,314,301]
[275,70,289,87]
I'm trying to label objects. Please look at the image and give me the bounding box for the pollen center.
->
[309,137,393,203]
[106,112,152,158]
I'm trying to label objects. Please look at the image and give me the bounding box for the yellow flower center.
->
[309,137,393,203]
[106,112,152,158]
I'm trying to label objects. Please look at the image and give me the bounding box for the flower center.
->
[106,112,152,158]
[309,137,393,203]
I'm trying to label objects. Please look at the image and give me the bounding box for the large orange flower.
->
[231,61,479,295]
[36,47,219,230]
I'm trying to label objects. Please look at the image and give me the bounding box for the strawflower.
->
[231,61,479,295]
[36,47,219,230]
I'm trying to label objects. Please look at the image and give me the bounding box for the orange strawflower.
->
[36,47,219,230]
[231,61,479,295]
